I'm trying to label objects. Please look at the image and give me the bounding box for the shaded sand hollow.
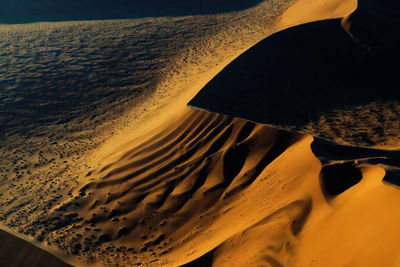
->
[1,0,400,266]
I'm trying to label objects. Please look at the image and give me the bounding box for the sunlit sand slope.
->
[36,108,399,266]
[1,0,400,266]
[37,109,302,265]
[8,102,399,267]
[0,1,294,261]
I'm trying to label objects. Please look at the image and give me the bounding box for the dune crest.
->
[0,2,294,261]
[1,0,400,266]
[189,0,400,149]
[279,0,357,27]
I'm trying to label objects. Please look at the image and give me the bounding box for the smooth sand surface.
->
[1,0,400,266]
[1,0,266,24]
[0,228,71,267]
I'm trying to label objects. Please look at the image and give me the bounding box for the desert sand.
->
[0,0,400,266]
[189,0,400,149]
[0,228,71,267]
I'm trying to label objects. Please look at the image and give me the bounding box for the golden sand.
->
[1,0,399,266]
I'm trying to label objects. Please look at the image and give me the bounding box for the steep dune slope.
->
[1,0,400,266]
[189,0,400,149]
[1,0,296,265]
[279,0,356,26]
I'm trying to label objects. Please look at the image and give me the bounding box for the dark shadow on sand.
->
[0,0,263,24]
[180,249,214,267]
[311,137,400,187]
[189,18,400,133]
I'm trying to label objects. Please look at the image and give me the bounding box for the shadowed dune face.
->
[189,0,400,149]
[320,161,362,198]
[1,1,303,265]
[1,0,400,266]
[0,0,294,240]
[1,0,265,24]
[344,0,400,51]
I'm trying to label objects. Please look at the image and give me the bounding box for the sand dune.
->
[50,109,303,265]
[1,0,400,266]
[279,0,356,27]
[32,108,399,266]
[189,0,400,149]
[0,0,295,265]
[342,0,400,52]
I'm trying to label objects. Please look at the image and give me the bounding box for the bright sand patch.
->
[279,0,357,27]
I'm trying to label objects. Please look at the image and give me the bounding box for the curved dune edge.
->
[0,1,294,265]
[87,0,360,169]
[1,0,399,266]
[57,0,399,263]
[279,0,357,27]
[189,0,399,150]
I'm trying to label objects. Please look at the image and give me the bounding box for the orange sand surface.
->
[1,0,400,266]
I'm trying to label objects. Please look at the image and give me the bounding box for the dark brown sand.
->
[0,229,71,267]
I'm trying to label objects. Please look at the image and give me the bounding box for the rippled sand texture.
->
[1,0,400,266]
[0,0,294,265]
[42,108,400,266]
[52,109,304,265]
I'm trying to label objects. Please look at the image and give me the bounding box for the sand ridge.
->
[279,0,357,27]
[1,0,400,266]
[189,0,400,150]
